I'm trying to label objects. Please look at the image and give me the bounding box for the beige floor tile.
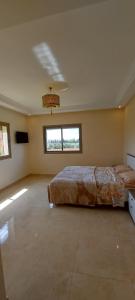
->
[79,208,120,238]
[47,206,83,235]
[34,230,78,273]
[70,273,135,300]
[117,215,135,239]
[8,270,71,300]
[1,225,78,288]
[75,233,135,280]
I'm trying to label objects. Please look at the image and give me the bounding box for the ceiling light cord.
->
[49,86,53,93]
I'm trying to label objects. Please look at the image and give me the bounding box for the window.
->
[43,124,82,153]
[0,122,11,160]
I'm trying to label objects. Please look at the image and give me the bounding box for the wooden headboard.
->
[127,154,135,170]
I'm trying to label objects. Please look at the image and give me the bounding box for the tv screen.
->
[16,131,29,144]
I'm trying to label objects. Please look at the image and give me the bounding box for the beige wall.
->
[28,109,124,175]
[124,96,135,161]
[0,107,125,186]
[0,106,29,189]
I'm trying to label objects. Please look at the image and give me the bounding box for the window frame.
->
[43,124,82,154]
[0,121,11,160]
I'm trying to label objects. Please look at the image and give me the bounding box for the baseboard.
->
[0,174,31,193]
[30,173,56,177]
[0,173,55,193]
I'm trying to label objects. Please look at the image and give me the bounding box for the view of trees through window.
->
[0,122,11,159]
[44,125,81,153]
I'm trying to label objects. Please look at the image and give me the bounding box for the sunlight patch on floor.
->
[0,188,28,211]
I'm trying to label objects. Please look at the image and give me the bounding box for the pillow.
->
[114,164,131,174]
[119,170,135,188]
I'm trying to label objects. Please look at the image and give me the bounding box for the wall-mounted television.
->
[15,131,29,144]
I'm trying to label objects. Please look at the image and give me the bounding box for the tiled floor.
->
[0,175,135,300]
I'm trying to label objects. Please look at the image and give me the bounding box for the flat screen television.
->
[16,131,29,144]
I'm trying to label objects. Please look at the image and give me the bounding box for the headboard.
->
[127,154,135,170]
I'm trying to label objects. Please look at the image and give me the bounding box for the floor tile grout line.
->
[71,270,135,284]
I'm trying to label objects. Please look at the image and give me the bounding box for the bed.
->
[48,154,135,207]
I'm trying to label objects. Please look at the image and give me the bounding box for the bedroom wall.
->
[0,106,29,190]
[124,96,135,160]
[28,109,124,175]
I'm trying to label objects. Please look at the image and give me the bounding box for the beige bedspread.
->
[48,166,127,207]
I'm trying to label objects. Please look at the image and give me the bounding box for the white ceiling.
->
[0,0,135,115]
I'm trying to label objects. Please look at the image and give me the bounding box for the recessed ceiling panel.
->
[0,0,135,114]
[0,0,107,29]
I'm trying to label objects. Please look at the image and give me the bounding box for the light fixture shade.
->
[42,93,60,108]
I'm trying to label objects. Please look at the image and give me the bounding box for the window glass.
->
[63,128,80,151]
[46,128,62,151]
[0,122,11,159]
[44,124,82,153]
